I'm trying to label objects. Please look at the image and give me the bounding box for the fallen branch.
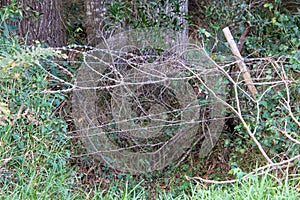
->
[181,48,274,164]
[223,27,258,99]
[186,154,300,184]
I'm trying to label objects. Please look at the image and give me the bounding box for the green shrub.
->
[198,0,300,56]
[198,0,300,168]
[105,0,188,30]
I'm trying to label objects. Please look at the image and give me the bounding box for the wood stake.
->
[222,27,258,99]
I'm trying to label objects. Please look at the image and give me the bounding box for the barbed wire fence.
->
[39,27,299,178]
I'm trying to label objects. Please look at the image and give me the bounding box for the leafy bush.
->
[105,0,188,30]
[199,0,300,167]
[245,2,300,56]
[198,0,300,56]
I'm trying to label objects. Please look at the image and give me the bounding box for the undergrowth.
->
[0,34,299,200]
[0,1,299,199]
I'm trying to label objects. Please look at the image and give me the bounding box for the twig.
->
[179,50,274,164]
[238,21,251,52]
[278,120,300,145]
[186,154,300,184]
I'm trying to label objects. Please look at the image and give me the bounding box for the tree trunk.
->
[85,0,113,46]
[1,0,66,47]
[175,0,189,53]
[84,0,189,46]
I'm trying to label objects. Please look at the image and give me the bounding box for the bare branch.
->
[186,154,300,184]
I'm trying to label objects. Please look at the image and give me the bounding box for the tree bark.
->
[84,0,189,47]
[1,0,66,47]
[85,0,113,46]
[176,0,188,53]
